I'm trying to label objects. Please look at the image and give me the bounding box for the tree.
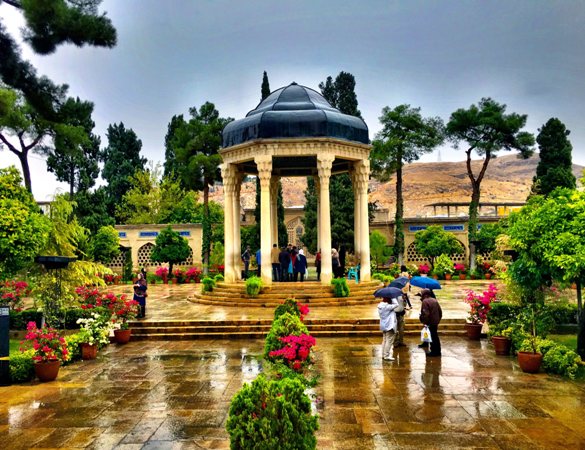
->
[414,225,464,269]
[301,177,318,253]
[506,189,585,357]
[531,118,576,196]
[370,231,392,267]
[261,71,271,101]
[170,102,232,272]
[90,225,120,263]
[45,97,100,196]
[73,187,114,235]
[446,98,535,270]
[0,0,116,121]
[370,105,444,264]
[151,226,191,275]
[101,122,146,220]
[0,166,50,276]
[475,221,506,255]
[42,193,88,258]
[163,114,185,180]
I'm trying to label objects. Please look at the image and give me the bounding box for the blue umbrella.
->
[374,286,403,299]
[389,276,410,289]
[409,276,441,290]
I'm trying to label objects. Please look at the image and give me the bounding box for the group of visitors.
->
[273,243,308,282]
[377,266,442,361]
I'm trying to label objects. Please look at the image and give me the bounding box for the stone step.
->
[189,298,380,307]
[129,318,464,327]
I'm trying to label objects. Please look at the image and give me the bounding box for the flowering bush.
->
[418,264,430,275]
[173,268,186,282]
[185,267,202,283]
[274,298,310,322]
[454,263,466,275]
[20,322,69,363]
[268,334,316,371]
[155,267,169,281]
[0,280,29,311]
[111,296,139,329]
[102,273,121,285]
[76,286,119,310]
[77,312,112,347]
[465,284,497,324]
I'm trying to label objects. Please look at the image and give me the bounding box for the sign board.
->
[0,307,9,317]
[179,231,191,237]
[408,226,427,232]
[118,232,127,238]
[443,225,464,232]
[139,231,159,238]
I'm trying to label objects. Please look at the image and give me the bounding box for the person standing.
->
[279,246,291,282]
[271,244,281,281]
[133,273,148,319]
[255,248,261,277]
[377,297,399,361]
[393,294,407,348]
[331,248,340,278]
[315,249,322,281]
[339,245,347,278]
[419,289,442,357]
[294,249,308,282]
[242,245,251,279]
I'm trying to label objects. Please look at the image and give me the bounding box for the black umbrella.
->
[389,276,410,289]
[373,286,403,299]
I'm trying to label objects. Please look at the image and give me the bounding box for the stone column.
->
[314,176,321,252]
[220,164,236,282]
[349,168,360,259]
[317,153,335,285]
[355,160,371,281]
[233,170,243,280]
[255,155,273,284]
[270,177,279,247]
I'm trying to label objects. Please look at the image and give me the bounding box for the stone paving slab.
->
[2,336,585,449]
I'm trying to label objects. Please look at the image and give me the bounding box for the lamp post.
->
[35,256,76,327]
[0,304,9,385]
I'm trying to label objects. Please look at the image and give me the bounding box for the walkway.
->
[2,337,585,449]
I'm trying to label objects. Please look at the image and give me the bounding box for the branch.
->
[3,0,23,9]
[475,150,492,185]
[465,147,476,184]
[24,134,43,152]
[0,131,21,156]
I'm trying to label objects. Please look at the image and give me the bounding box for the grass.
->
[9,339,21,354]
[549,334,577,350]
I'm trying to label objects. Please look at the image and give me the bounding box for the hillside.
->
[209,154,584,218]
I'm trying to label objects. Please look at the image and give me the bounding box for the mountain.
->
[209,154,584,219]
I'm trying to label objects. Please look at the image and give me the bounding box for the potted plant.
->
[454,263,466,280]
[515,305,554,373]
[111,297,140,344]
[76,312,112,360]
[20,321,69,381]
[487,321,513,356]
[418,264,430,277]
[434,254,454,280]
[464,284,497,339]
[185,267,202,283]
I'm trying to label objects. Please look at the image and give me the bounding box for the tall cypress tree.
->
[261,71,271,101]
[531,118,576,196]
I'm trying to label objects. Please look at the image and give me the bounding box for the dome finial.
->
[291,81,297,85]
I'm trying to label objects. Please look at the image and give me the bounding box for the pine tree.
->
[532,118,576,196]
[261,71,271,101]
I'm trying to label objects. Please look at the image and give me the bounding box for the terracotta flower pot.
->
[432,275,439,280]
[517,351,543,373]
[34,360,60,382]
[492,336,512,356]
[465,322,483,340]
[485,273,492,280]
[445,274,452,280]
[470,274,477,280]
[459,274,466,280]
[81,343,98,360]
[114,329,132,344]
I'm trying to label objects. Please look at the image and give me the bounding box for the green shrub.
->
[246,276,263,297]
[9,350,35,383]
[201,277,216,293]
[214,273,225,282]
[9,307,111,330]
[64,333,85,363]
[9,309,43,330]
[61,307,110,329]
[331,278,350,297]
[274,298,301,320]
[434,254,454,277]
[547,303,578,324]
[264,312,308,359]
[538,339,581,379]
[226,374,319,450]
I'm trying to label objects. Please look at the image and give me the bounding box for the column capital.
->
[354,160,370,190]
[317,153,335,187]
[221,163,238,193]
[255,155,273,189]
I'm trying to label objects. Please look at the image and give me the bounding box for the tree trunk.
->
[18,152,33,193]
[69,163,75,198]
[202,183,210,275]
[394,154,405,265]
[577,280,585,359]
[468,183,480,272]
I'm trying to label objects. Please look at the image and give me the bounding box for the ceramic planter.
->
[81,343,98,360]
[517,351,543,373]
[465,323,483,340]
[458,274,466,280]
[114,329,132,344]
[445,274,452,280]
[492,336,512,356]
[485,273,492,280]
[34,360,60,382]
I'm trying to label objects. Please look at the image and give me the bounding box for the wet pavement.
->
[4,281,584,449]
[2,336,585,449]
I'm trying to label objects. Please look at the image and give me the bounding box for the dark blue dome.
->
[222,83,369,147]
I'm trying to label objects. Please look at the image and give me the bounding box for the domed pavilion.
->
[220,83,372,285]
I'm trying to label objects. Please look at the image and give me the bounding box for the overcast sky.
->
[1,0,584,200]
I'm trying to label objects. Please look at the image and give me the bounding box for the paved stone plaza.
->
[2,282,585,449]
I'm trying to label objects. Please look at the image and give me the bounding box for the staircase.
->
[189,280,384,307]
[129,318,467,341]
